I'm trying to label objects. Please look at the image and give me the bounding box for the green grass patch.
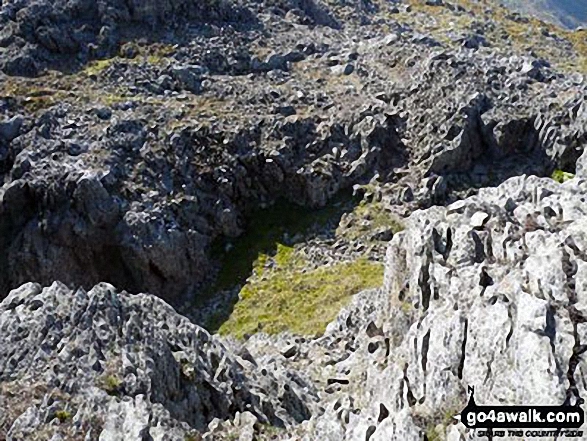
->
[400,300,413,314]
[55,410,71,423]
[355,201,404,231]
[218,253,384,338]
[551,169,574,183]
[258,424,286,439]
[83,59,115,77]
[101,92,129,106]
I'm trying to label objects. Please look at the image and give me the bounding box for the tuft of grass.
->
[98,374,122,395]
[400,301,413,314]
[425,409,457,441]
[218,251,384,338]
[81,42,174,78]
[257,424,286,439]
[551,169,574,183]
[55,410,71,423]
[101,92,128,106]
[423,402,464,441]
[338,201,404,241]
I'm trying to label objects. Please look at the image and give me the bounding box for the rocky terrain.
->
[1,0,587,439]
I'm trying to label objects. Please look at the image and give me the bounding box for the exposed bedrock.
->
[286,173,587,439]
[0,112,406,302]
[0,0,586,305]
[6,173,587,439]
[0,282,319,439]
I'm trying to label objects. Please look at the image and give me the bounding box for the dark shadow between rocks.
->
[426,112,580,204]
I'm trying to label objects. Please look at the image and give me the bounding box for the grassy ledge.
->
[218,244,384,338]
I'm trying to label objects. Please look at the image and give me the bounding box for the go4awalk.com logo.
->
[460,387,585,438]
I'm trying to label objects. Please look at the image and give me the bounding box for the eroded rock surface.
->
[296,174,587,440]
[5,174,587,439]
[0,282,319,440]
[2,0,587,439]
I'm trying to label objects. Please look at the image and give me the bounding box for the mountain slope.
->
[1,0,587,439]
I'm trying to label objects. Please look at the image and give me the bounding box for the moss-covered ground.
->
[551,169,575,183]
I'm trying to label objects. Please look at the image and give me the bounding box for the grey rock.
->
[281,344,298,358]
[330,63,354,76]
[576,147,587,178]
[470,211,489,228]
[0,0,257,75]
[0,116,24,142]
[0,282,318,439]
[170,66,203,94]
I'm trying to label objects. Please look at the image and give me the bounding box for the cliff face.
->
[1,0,587,439]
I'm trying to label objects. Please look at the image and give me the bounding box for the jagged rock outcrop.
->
[1,0,586,307]
[5,174,587,440]
[285,174,587,440]
[0,0,347,76]
[0,282,319,440]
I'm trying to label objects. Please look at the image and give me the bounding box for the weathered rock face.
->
[6,174,587,440]
[285,174,587,440]
[0,0,346,76]
[0,282,319,440]
[399,53,587,179]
